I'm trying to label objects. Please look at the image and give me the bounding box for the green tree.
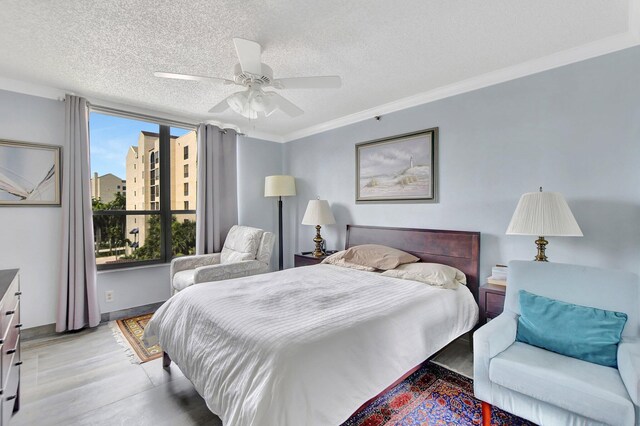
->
[134,215,161,260]
[131,215,196,260]
[92,192,127,257]
[172,217,196,257]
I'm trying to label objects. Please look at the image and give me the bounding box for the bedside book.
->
[487,276,507,286]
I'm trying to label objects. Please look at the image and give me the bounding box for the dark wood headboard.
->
[345,225,481,302]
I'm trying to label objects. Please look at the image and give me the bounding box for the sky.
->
[359,134,432,178]
[89,112,190,178]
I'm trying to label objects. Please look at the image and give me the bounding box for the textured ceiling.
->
[0,0,633,140]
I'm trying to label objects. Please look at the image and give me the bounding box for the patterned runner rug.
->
[342,362,534,426]
[112,313,162,363]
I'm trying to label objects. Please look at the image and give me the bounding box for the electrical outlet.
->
[105,290,114,302]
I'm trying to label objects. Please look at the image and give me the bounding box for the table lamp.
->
[506,187,583,261]
[265,175,296,270]
[301,199,336,257]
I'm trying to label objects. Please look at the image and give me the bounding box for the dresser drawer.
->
[485,292,505,316]
[0,279,19,337]
[1,353,19,425]
[1,305,19,389]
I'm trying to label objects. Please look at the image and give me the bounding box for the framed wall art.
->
[356,128,438,203]
[0,139,62,206]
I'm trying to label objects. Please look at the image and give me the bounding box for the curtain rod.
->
[88,103,198,130]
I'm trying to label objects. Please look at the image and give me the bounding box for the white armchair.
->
[474,260,640,426]
[170,225,275,293]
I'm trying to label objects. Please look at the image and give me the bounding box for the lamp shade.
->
[506,191,583,237]
[301,200,336,226]
[264,175,296,197]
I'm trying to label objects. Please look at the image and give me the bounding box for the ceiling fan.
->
[154,38,342,119]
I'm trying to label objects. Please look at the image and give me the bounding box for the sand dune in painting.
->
[360,165,431,198]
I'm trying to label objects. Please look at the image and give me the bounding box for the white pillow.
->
[321,250,377,272]
[381,263,466,288]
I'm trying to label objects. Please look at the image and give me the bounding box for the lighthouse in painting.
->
[409,156,414,169]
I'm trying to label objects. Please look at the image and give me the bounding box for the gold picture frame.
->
[0,139,62,206]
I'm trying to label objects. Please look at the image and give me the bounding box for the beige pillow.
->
[321,250,377,272]
[342,244,419,271]
[381,263,467,288]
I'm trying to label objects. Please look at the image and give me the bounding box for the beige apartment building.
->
[125,130,197,250]
[90,172,125,203]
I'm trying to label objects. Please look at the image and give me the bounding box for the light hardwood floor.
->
[13,325,473,425]
[14,324,222,426]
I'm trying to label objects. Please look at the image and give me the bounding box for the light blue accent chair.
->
[474,260,640,426]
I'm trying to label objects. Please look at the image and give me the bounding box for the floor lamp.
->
[265,175,296,270]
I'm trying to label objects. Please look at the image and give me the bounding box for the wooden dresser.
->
[0,269,20,425]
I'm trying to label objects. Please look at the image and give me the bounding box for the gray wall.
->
[284,45,640,280]
[0,90,66,329]
[238,136,285,271]
[3,44,639,328]
[0,90,173,327]
[0,91,285,328]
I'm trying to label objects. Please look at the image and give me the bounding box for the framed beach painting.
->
[0,140,62,206]
[356,128,438,203]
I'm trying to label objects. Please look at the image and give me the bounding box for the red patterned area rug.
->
[113,313,162,363]
[342,363,534,426]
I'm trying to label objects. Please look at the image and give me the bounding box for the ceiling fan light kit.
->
[155,38,342,120]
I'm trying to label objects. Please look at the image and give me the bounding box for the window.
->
[183,146,189,160]
[89,112,197,270]
[184,164,189,178]
[184,182,189,196]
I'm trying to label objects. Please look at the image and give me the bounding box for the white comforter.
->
[144,264,478,426]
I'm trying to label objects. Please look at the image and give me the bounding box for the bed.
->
[144,225,480,425]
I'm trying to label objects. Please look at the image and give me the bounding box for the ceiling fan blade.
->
[154,71,233,84]
[233,38,262,75]
[208,96,232,113]
[265,92,304,117]
[272,76,342,89]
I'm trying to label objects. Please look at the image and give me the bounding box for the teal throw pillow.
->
[516,290,627,368]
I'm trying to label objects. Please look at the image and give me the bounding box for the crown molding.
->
[281,30,640,143]
[0,76,66,100]
[239,130,284,143]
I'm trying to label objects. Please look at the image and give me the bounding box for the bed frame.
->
[345,224,481,302]
[163,224,481,421]
[345,224,481,418]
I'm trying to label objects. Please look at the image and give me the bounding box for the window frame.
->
[92,122,196,271]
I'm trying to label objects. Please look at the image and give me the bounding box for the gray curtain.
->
[56,95,100,332]
[196,124,238,254]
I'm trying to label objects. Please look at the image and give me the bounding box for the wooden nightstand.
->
[479,283,506,324]
[294,252,335,267]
